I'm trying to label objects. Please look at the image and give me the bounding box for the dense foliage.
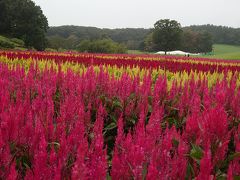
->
[186,25,240,46]
[144,19,213,54]
[181,29,213,53]
[0,0,48,50]
[76,39,127,54]
[0,36,25,49]
[46,24,239,52]
[47,26,149,51]
[152,19,183,53]
[0,51,239,179]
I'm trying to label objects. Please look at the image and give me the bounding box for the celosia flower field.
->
[0,51,239,179]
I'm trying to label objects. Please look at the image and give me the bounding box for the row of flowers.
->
[0,61,239,179]
[1,51,240,73]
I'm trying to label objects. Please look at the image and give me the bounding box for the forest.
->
[47,25,240,52]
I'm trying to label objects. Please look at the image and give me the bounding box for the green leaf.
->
[109,114,117,123]
[23,162,30,169]
[234,176,240,180]
[190,144,203,161]
[48,142,60,147]
[148,96,153,104]
[172,138,179,148]
[229,152,240,161]
[112,99,123,110]
[142,163,148,179]
[216,169,226,180]
[216,176,226,180]
[104,122,117,131]
[129,118,137,124]
[186,163,195,179]
[106,173,112,180]
[167,118,175,125]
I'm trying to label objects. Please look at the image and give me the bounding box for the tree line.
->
[145,19,213,54]
[186,25,240,46]
[0,0,239,52]
[47,26,149,51]
[0,0,48,51]
[47,21,214,54]
[47,23,240,53]
[77,39,127,54]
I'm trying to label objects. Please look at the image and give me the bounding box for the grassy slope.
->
[197,44,240,60]
[129,44,240,60]
[0,35,26,50]
[1,36,240,60]
[127,50,147,54]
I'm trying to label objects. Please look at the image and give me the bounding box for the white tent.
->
[155,50,200,56]
[168,50,188,55]
[155,51,165,55]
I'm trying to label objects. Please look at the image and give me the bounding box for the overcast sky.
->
[32,0,240,29]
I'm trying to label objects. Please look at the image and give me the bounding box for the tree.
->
[47,26,150,50]
[0,0,10,34]
[144,32,157,52]
[197,32,213,53]
[185,25,240,46]
[0,0,48,50]
[76,39,127,54]
[181,30,198,53]
[180,29,213,53]
[152,19,182,54]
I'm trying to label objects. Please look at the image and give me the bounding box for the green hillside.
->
[129,44,240,60]
[201,44,240,59]
[0,35,26,50]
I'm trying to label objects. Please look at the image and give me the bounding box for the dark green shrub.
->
[0,38,15,49]
[77,39,127,54]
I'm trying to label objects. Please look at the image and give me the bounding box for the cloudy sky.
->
[32,0,240,28]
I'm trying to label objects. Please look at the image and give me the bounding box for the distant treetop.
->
[0,0,48,51]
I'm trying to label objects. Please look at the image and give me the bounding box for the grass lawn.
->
[127,50,148,54]
[0,35,26,50]
[128,44,240,60]
[197,44,240,60]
